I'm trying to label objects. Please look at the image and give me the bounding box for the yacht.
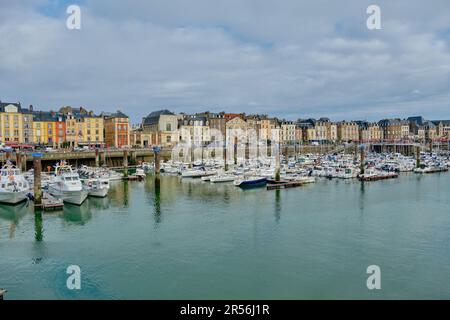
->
[0,162,30,205]
[48,161,88,205]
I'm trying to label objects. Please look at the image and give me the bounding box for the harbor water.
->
[1,173,450,299]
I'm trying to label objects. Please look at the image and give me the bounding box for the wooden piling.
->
[360,144,365,175]
[275,142,281,182]
[15,152,21,169]
[95,148,100,167]
[154,150,160,174]
[233,137,238,165]
[101,151,106,166]
[416,146,421,168]
[131,151,137,165]
[123,150,128,177]
[223,141,228,171]
[33,155,42,208]
[21,153,27,171]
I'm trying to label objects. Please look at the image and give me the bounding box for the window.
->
[166,136,171,143]
[166,123,172,131]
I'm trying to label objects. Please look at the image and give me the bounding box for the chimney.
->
[29,105,33,111]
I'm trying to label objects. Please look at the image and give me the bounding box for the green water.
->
[1,173,450,299]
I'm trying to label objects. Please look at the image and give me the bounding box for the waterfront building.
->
[178,115,211,146]
[259,118,279,142]
[142,110,180,147]
[0,101,36,144]
[130,126,153,147]
[226,115,250,144]
[379,119,411,141]
[59,106,104,147]
[432,120,450,138]
[32,111,65,147]
[103,110,130,148]
[280,120,296,144]
[204,112,227,143]
[337,121,360,142]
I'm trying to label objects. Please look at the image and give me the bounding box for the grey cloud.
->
[0,0,449,123]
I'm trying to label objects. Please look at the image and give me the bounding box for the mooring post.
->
[5,150,11,163]
[416,145,421,168]
[123,149,128,178]
[131,150,137,165]
[360,144,365,175]
[21,153,27,171]
[153,146,161,174]
[189,142,194,169]
[95,148,100,167]
[233,137,238,165]
[101,151,106,167]
[223,140,228,171]
[275,142,281,182]
[16,151,21,169]
[33,153,42,208]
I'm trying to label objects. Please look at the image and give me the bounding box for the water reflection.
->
[357,181,366,223]
[63,202,92,224]
[0,201,29,238]
[154,176,161,224]
[107,180,131,208]
[34,211,43,241]
[88,197,110,210]
[274,189,281,223]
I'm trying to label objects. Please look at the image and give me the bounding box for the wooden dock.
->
[267,180,305,190]
[41,193,64,211]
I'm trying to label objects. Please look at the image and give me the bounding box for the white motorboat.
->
[84,178,109,198]
[0,162,30,205]
[48,161,88,205]
[181,168,216,178]
[210,175,236,183]
[134,168,147,179]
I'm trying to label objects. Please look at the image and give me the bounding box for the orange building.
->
[103,110,130,148]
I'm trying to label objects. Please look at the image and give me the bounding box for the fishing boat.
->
[48,161,88,205]
[0,161,30,205]
[83,178,109,198]
[234,176,267,188]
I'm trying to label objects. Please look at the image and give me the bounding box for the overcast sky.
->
[1,0,450,123]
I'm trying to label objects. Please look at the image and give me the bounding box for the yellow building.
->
[337,121,360,142]
[0,102,34,144]
[32,111,64,146]
[59,106,104,146]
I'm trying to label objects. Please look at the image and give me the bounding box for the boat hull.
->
[0,191,28,205]
[49,186,88,205]
[234,178,267,189]
[88,188,108,198]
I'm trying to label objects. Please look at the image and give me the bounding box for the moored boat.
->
[48,161,88,205]
[0,162,30,205]
[234,176,267,188]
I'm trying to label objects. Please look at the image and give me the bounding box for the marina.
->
[1,168,450,299]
